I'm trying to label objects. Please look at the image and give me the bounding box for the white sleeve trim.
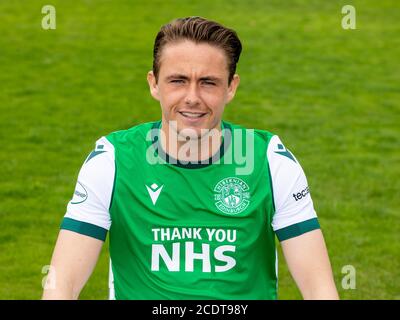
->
[65,136,115,230]
[267,135,317,231]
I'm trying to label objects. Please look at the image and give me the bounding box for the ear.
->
[226,74,240,104]
[147,70,160,101]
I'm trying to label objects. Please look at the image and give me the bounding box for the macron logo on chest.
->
[146,183,164,205]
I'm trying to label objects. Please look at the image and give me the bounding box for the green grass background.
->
[0,0,399,299]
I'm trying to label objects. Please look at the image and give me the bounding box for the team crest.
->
[214,177,250,214]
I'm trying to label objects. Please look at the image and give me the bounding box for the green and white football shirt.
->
[61,120,320,300]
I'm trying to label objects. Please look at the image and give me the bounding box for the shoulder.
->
[266,135,301,167]
[105,121,157,147]
[76,136,115,192]
[266,135,306,199]
[222,120,276,149]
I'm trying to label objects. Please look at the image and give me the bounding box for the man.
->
[43,17,339,300]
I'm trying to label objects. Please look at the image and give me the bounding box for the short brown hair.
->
[152,16,242,84]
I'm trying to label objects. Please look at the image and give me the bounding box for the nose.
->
[184,82,200,106]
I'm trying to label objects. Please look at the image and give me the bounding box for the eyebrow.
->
[165,74,222,83]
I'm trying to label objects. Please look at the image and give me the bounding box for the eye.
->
[170,79,184,84]
[202,81,216,86]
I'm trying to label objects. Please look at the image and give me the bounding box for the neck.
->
[160,121,223,162]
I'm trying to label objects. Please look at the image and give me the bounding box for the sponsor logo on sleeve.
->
[292,186,310,201]
[70,181,88,204]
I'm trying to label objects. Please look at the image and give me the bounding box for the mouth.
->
[178,111,207,119]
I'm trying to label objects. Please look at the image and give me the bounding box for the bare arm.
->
[281,229,339,300]
[42,229,104,300]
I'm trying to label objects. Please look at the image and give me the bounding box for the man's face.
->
[147,40,240,138]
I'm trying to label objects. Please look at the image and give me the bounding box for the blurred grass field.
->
[0,0,399,299]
